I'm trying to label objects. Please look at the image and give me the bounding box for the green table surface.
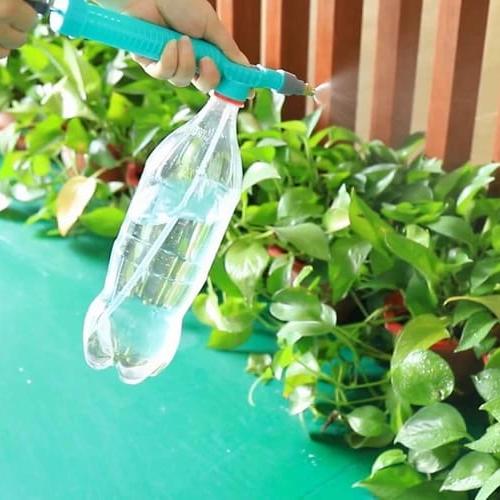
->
[0,209,374,500]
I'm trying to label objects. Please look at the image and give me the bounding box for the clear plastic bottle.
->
[83,94,242,384]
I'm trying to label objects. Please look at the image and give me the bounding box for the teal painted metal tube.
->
[48,0,311,101]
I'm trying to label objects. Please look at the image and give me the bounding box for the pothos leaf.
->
[225,241,269,302]
[395,403,468,451]
[445,295,500,320]
[275,223,330,261]
[371,449,407,475]
[441,451,499,492]
[354,465,423,499]
[467,423,500,453]
[392,314,449,366]
[476,468,500,500]
[392,350,454,406]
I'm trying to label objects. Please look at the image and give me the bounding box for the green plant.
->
[2,34,500,499]
[193,94,500,497]
[0,30,205,235]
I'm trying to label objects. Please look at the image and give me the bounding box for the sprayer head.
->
[279,71,315,97]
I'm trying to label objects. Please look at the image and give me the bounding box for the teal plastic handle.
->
[50,0,285,101]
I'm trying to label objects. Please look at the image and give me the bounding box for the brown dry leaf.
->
[56,176,97,236]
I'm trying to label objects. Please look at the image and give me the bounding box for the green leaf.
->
[392,314,449,366]
[441,451,499,491]
[240,145,276,166]
[399,481,467,500]
[266,255,293,295]
[284,352,318,395]
[275,223,329,261]
[323,208,350,233]
[252,89,282,129]
[207,327,252,350]
[481,397,500,421]
[457,163,500,216]
[434,164,472,201]
[209,256,241,297]
[303,108,322,137]
[278,120,308,135]
[386,388,413,433]
[242,162,280,191]
[385,232,444,285]
[349,191,393,254]
[457,311,497,352]
[63,40,86,100]
[277,320,331,345]
[406,224,430,247]
[395,403,468,451]
[346,430,395,450]
[106,92,133,125]
[277,187,322,224]
[405,271,438,315]
[486,349,500,369]
[363,163,398,197]
[476,469,500,500]
[467,423,500,453]
[26,115,63,153]
[270,288,322,321]
[322,184,351,233]
[371,449,407,475]
[65,118,89,153]
[346,405,390,438]
[192,293,253,335]
[355,465,423,499]
[192,293,217,326]
[79,206,125,237]
[392,350,455,405]
[329,237,371,303]
[445,295,500,320]
[409,444,460,474]
[427,216,475,249]
[471,258,500,293]
[245,202,278,226]
[473,369,500,402]
[31,154,51,177]
[452,301,486,325]
[225,241,269,302]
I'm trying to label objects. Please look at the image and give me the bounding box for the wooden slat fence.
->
[213,0,499,170]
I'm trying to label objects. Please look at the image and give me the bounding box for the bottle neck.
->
[193,93,241,131]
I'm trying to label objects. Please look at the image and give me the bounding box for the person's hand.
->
[118,0,249,91]
[0,0,37,58]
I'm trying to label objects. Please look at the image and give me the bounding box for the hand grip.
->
[49,0,285,101]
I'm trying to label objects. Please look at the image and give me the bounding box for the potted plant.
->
[192,91,500,498]
[2,35,500,499]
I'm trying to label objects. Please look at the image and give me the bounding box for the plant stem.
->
[350,291,369,318]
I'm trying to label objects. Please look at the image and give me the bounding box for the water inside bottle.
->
[83,176,240,384]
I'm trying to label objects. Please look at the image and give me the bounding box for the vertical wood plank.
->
[311,0,363,129]
[494,101,500,161]
[216,0,261,63]
[492,100,500,194]
[261,0,311,119]
[426,0,490,169]
[370,0,423,147]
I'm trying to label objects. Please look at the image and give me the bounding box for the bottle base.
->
[83,295,183,384]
